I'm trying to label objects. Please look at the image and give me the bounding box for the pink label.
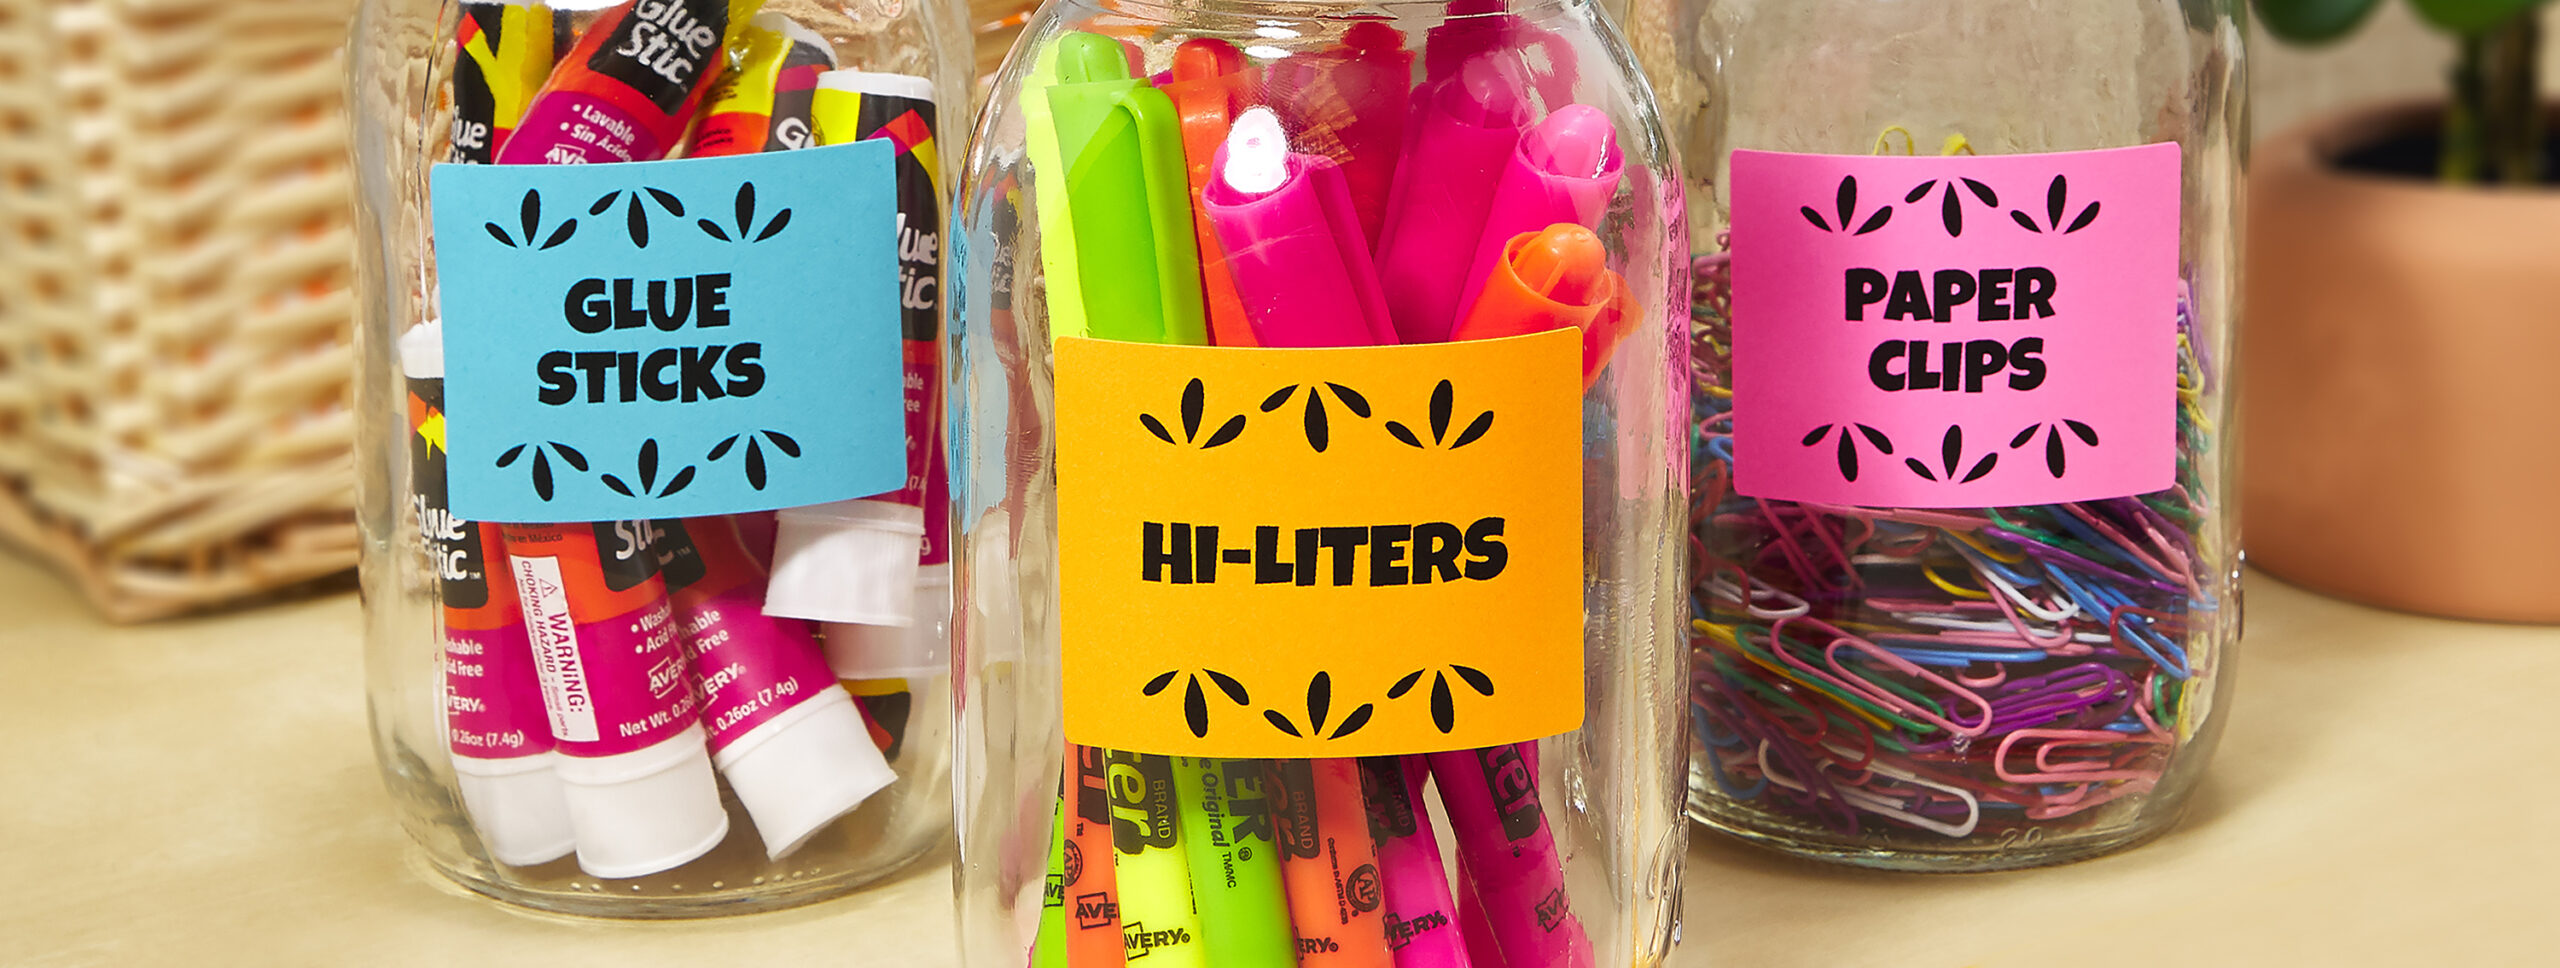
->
[1730,144,2180,508]
[513,555,698,757]
[444,625,555,761]
[501,90,667,165]
[679,586,839,753]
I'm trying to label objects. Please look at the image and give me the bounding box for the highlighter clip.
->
[1021,32,1208,346]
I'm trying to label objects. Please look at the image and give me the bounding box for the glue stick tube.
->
[663,515,894,858]
[769,70,952,682]
[1105,750,1211,968]
[1267,759,1395,968]
[686,11,837,156]
[405,323,575,867]
[501,520,727,878]
[1426,744,1592,968]
[495,0,768,165]
[449,0,561,163]
[1357,758,1469,968]
[1064,744,1129,968]
[1171,758,1296,968]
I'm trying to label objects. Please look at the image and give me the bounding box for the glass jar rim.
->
[1044,0,1590,29]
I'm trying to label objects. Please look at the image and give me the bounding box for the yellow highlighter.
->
[1020,32,1207,346]
[1105,750,1210,967]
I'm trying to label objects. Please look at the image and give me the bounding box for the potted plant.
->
[2246,0,2560,622]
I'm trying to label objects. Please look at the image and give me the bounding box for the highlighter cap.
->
[820,563,953,679]
[765,498,927,624]
[551,726,730,879]
[715,687,897,859]
[452,751,577,868]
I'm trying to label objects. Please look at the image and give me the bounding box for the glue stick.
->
[660,515,895,858]
[501,519,727,878]
[686,11,836,156]
[767,69,952,683]
[405,323,575,867]
[448,0,562,163]
[495,0,768,165]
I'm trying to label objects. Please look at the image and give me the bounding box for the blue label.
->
[431,142,906,522]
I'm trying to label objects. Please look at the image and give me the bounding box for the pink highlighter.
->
[1359,757,1472,968]
[1451,104,1624,328]
[1373,54,1532,345]
[1202,107,1398,348]
[1428,742,1594,968]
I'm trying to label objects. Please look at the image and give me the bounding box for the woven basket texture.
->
[0,0,359,621]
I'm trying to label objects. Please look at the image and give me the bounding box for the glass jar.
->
[348,0,967,916]
[1672,1,2245,870]
[948,1,1689,965]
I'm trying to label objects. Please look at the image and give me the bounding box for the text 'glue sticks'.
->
[1452,104,1624,327]
[766,70,955,683]
[406,323,574,867]
[1452,224,1632,389]
[663,515,894,859]
[1160,38,1258,348]
[1066,744,1130,968]
[1428,744,1593,968]
[1107,751,1211,967]
[1357,758,1469,968]
[686,11,837,157]
[1375,54,1532,345]
[1171,758,1296,968]
[1203,108,1398,349]
[1268,759,1395,968]
[497,0,768,165]
[450,0,562,164]
[501,520,728,879]
[1021,31,1207,347]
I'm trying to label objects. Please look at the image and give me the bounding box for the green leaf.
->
[2406,0,2545,35]
[2251,0,2386,42]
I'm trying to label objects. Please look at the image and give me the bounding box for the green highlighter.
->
[1172,757,1297,968]
[1021,31,1208,346]
[1035,797,1070,968]
[1105,750,1212,967]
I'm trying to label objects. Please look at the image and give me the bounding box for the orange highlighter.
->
[1449,223,1633,390]
[1267,758,1395,968]
[1162,39,1258,348]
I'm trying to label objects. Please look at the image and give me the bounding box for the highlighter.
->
[1021,31,1207,346]
[1201,108,1398,348]
[1450,104,1624,328]
[497,0,769,165]
[449,0,560,164]
[1106,750,1212,968]
[1451,224,1630,389]
[1268,759,1396,968]
[687,11,837,156]
[500,520,728,879]
[1374,54,1532,345]
[1038,796,1072,968]
[1427,744,1593,968]
[1066,744,1131,968]
[1262,20,1412,246]
[1171,757,1297,968]
[1357,758,1470,968]
[1160,38,1259,348]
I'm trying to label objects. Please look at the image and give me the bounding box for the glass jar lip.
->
[1048,0,1586,29]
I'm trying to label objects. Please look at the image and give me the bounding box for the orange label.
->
[1056,329,1584,757]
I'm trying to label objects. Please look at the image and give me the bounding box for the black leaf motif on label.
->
[698,182,795,243]
[1145,668,1251,738]
[484,190,578,250]
[599,438,699,498]
[496,441,589,500]
[2014,175,2103,234]
[701,428,800,488]
[2011,420,2101,478]
[1143,379,1249,449]
[1802,176,1895,235]
[1389,665,1495,734]
[1386,380,1494,450]
[1258,672,1376,740]
[1801,423,1894,482]
[1906,425,1999,483]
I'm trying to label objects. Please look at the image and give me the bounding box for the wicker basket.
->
[0,0,360,621]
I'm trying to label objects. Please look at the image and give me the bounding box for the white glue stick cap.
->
[550,726,729,879]
[715,688,896,859]
[820,563,953,679]
[767,499,926,624]
[453,752,577,867]
[400,320,444,380]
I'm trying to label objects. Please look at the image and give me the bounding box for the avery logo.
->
[1042,873,1064,908]
[1534,885,1572,933]
[1382,910,1450,950]
[1073,893,1118,930]
[1123,923,1191,959]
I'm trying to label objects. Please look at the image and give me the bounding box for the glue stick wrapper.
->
[405,323,575,868]
[495,0,766,165]
[448,0,562,163]
[500,520,727,878]
[1427,745,1592,968]
[687,11,837,156]
[768,70,952,681]
[663,515,895,858]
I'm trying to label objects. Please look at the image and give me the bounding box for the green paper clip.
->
[1021,31,1208,346]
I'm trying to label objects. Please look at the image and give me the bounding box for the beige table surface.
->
[3,546,2554,967]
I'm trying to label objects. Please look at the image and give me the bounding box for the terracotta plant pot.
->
[2245,102,2560,622]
